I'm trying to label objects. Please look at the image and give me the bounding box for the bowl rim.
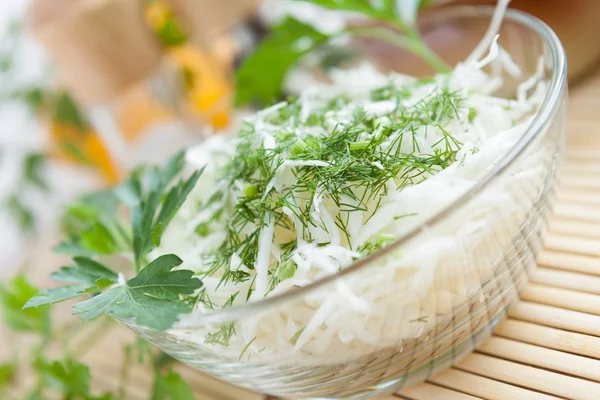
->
[138,5,568,327]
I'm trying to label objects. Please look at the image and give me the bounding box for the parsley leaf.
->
[24,257,118,308]
[51,257,119,286]
[37,357,115,400]
[72,254,202,331]
[0,275,50,336]
[57,189,128,257]
[235,17,328,106]
[24,284,93,308]
[151,369,195,400]
[79,222,119,254]
[129,151,203,268]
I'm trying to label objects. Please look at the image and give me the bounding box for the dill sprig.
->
[194,76,466,306]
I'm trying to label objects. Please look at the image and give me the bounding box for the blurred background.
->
[0,0,599,396]
[1,0,600,278]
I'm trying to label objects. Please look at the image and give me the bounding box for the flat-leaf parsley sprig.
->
[24,151,204,331]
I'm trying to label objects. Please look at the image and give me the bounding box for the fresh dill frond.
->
[205,322,236,347]
[191,76,466,303]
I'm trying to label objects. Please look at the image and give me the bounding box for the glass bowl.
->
[118,6,567,399]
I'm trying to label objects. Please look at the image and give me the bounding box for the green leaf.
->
[24,391,43,400]
[73,254,202,331]
[79,222,119,254]
[23,152,48,190]
[62,188,120,236]
[131,151,201,266]
[160,151,187,187]
[23,285,92,308]
[151,369,195,400]
[151,169,203,247]
[52,92,89,132]
[129,254,200,300]
[235,17,328,106]
[21,87,47,112]
[43,358,91,396]
[6,195,34,233]
[53,238,96,257]
[0,276,50,335]
[156,19,188,47]
[114,177,142,208]
[62,204,100,236]
[60,188,127,257]
[51,257,118,286]
[0,362,16,389]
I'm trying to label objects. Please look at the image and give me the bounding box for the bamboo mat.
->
[8,70,600,400]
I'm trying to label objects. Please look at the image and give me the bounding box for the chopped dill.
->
[192,76,466,304]
[239,337,257,360]
[290,327,305,345]
[205,322,236,347]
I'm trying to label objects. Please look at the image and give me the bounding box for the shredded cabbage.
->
[151,14,549,365]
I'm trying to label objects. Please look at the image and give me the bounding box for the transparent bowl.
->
[119,6,567,399]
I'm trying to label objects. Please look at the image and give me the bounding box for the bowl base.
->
[311,307,508,399]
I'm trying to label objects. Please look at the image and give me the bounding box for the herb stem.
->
[347,26,451,73]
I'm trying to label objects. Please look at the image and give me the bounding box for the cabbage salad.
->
[156,38,548,361]
[27,0,550,366]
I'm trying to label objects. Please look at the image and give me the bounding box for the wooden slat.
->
[529,267,600,295]
[557,187,600,206]
[565,149,600,162]
[508,302,600,337]
[537,250,600,276]
[544,234,600,257]
[398,382,479,400]
[561,161,600,175]
[477,337,600,382]
[553,202,600,223]
[549,218,600,239]
[560,172,600,190]
[456,353,600,400]
[494,319,600,359]
[429,369,561,400]
[520,284,600,315]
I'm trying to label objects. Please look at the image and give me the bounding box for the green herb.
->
[290,327,305,345]
[23,257,118,309]
[5,195,35,233]
[72,254,195,330]
[151,369,195,400]
[23,153,48,191]
[37,357,110,399]
[53,92,90,132]
[156,19,188,47]
[0,275,51,337]
[0,362,16,396]
[3,274,196,399]
[26,254,202,331]
[205,322,236,347]
[203,81,463,292]
[235,0,449,106]
[236,17,329,106]
[468,107,478,122]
